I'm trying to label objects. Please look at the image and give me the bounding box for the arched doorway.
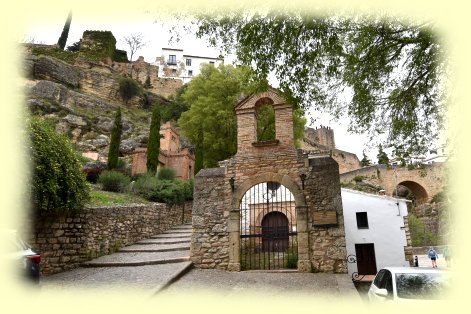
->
[239,181,297,270]
[261,211,289,252]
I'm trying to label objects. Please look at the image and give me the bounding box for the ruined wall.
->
[28,202,192,275]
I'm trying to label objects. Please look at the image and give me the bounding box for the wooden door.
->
[262,211,289,252]
[355,243,377,275]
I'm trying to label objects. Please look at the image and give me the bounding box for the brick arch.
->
[396,180,429,205]
[231,173,306,208]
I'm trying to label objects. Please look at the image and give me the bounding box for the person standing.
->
[428,247,438,268]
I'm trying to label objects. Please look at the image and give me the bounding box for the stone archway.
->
[227,173,309,272]
[395,180,429,205]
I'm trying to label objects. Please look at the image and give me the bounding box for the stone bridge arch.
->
[339,164,446,204]
[394,180,429,205]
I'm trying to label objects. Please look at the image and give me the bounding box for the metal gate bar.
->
[240,181,298,270]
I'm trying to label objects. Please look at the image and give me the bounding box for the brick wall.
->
[28,202,192,275]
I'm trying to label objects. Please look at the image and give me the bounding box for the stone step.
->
[136,238,190,245]
[171,225,192,230]
[82,250,190,267]
[151,234,191,239]
[119,243,190,253]
[162,230,192,234]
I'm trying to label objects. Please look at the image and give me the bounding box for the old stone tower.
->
[191,87,347,273]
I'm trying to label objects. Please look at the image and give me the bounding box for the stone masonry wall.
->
[306,156,347,273]
[190,168,230,269]
[28,202,192,275]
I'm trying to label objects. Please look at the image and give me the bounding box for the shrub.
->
[118,77,141,105]
[29,118,90,212]
[157,166,176,180]
[97,170,130,192]
[133,174,193,204]
[353,176,363,183]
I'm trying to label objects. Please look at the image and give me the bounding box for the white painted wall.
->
[342,188,410,276]
[155,48,223,83]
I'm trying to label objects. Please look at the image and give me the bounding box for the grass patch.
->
[88,190,150,206]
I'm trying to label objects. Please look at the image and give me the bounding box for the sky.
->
[22,10,443,163]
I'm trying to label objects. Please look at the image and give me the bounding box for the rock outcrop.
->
[24,52,171,160]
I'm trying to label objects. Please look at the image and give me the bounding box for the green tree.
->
[29,117,89,212]
[147,104,161,175]
[57,11,72,50]
[178,64,305,169]
[161,84,189,122]
[189,10,446,157]
[360,151,371,167]
[377,144,389,165]
[256,104,276,142]
[107,108,122,170]
[118,78,141,105]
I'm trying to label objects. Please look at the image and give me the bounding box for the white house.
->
[342,188,410,277]
[155,48,224,84]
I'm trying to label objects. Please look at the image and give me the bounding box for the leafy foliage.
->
[118,78,141,105]
[57,11,72,50]
[408,214,438,246]
[190,10,447,156]
[256,104,276,141]
[377,144,390,165]
[146,104,161,175]
[29,117,89,212]
[97,170,131,192]
[161,84,189,122]
[66,41,80,53]
[178,64,305,169]
[79,31,118,61]
[157,166,176,180]
[113,49,129,62]
[107,108,122,169]
[133,174,193,204]
[360,150,371,167]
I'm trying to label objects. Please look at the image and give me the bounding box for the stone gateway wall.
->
[191,88,347,273]
[28,202,192,275]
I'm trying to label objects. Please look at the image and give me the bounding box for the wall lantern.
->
[300,173,307,190]
[229,177,235,193]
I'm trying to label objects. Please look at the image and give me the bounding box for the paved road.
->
[39,223,361,300]
[155,268,360,300]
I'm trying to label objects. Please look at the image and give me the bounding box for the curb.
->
[150,261,194,295]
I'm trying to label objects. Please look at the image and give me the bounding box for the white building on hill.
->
[155,48,224,83]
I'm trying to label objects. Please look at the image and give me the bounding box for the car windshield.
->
[395,272,449,300]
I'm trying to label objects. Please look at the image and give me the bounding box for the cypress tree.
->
[147,104,161,175]
[57,11,72,50]
[360,150,371,167]
[107,107,122,170]
[376,144,390,166]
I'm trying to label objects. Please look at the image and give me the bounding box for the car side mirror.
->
[374,289,389,298]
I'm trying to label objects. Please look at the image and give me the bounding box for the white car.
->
[368,267,449,302]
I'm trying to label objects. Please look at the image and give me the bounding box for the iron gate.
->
[240,181,298,270]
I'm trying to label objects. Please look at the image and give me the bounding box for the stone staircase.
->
[83,224,192,267]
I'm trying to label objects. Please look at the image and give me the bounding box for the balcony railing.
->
[167,60,177,65]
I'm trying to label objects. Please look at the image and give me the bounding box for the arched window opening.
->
[255,98,276,142]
